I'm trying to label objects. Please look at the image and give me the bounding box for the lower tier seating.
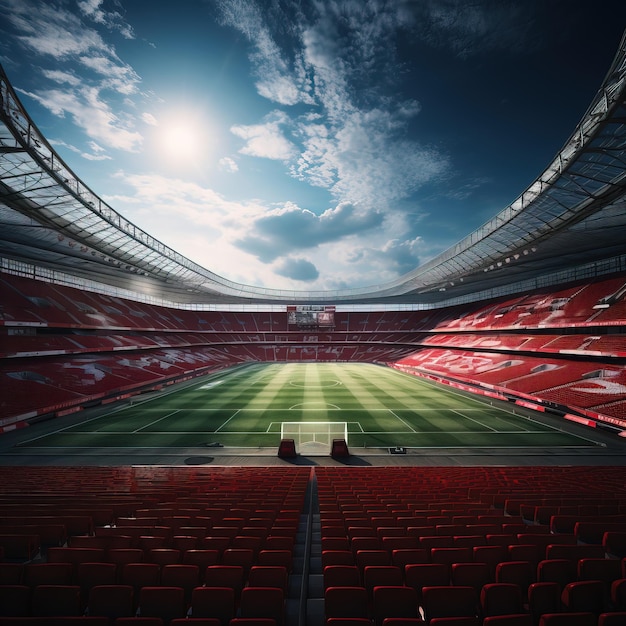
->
[1,466,626,626]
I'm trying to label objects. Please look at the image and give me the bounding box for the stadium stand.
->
[2,271,626,427]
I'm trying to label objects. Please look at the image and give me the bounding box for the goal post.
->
[281,421,348,448]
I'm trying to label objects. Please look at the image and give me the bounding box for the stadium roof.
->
[1,30,626,307]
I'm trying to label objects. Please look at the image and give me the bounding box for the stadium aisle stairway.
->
[2,466,626,625]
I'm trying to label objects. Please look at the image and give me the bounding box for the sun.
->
[152,108,212,166]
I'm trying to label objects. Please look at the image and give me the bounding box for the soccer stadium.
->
[1,10,626,626]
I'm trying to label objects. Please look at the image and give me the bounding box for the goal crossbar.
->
[280,421,348,446]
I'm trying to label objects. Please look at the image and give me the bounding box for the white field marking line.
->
[198,380,225,390]
[132,410,180,433]
[214,409,241,433]
[288,404,342,410]
[451,409,498,432]
[17,444,596,451]
[16,394,145,445]
[59,428,570,436]
[396,371,596,440]
[388,410,418,433]
[265,421,363,433]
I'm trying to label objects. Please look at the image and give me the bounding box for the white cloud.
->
[4,0,144,151]
[231,113,297,161]
[77,0,136,39]
[141,112,158,126]
[218,0,449,216]
[219,157,239,173]
[42,69,82,86]
[17,86,143,152]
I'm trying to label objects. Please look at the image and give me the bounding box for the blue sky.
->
[1,0,625,291]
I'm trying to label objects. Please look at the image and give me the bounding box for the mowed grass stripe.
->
[16,362,598,449]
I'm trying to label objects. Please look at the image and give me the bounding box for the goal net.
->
[281,421,348,449]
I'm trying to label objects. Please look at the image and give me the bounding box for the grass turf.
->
[17,362,596,450]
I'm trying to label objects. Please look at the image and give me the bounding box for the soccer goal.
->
[281,421,348,450]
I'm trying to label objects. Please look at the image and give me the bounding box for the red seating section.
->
[2,271,626,424]
[316,466,626,626]
[0,466,308,624]
[2,466,626,624]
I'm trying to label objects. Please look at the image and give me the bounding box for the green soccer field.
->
[17,362,597,451]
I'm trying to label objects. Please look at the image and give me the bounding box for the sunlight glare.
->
[154,109,211,166]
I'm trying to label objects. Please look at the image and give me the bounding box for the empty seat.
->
[495,561,534,600]
[473,546,508,577]
[0,563,24,585]
[372,585,419,626]
[0,584,31,617]
[248,566,288,592]
[229,619,277,626]
[405,564,449,603]
[204,566,245,600]
[538,613,597,626]
[222,549,255,574]
[189,586,235,624]
[137,586,186,623]
[183,549,220,571]
[148,549,180,567]
[257,550,293,571]
[323,565,361,589]
[77,562,117,600]
[578,558,622,589]
[483,616,533,626]
[421,585,478,621]
[430,547,473,570]
[604,532,626,558]
[561,580,606,616]
[161,564,200,604]
[450,562,492,595]
[536,559,577,591]
[239,587,284,626]
[428,618,480,625]
[390,549,429,570]
[48,548,106,569]
[325,586,369,620]
[121,563,160,596]
[23,563,73,587]
[363,566,403,598]
[107,548,145,574]
[322,551,355,568]
[598,612,626,626]
[528,582,561,625]
[480,583,523,618]
[87,584,135,620]
[355,550,391,573]
[31,584,82,617]
[612,578,626,610]
[114,618,165,625]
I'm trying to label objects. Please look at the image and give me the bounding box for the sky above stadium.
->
[1,1,625,292]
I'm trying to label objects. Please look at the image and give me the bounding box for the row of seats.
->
[0,583,285,624]
[3,467,626,625]
[419,333,626,358]
[393,347,626,419]
[3,272,625,334]
[314,467,626,625]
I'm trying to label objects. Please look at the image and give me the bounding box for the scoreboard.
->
[287,305,335,327]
